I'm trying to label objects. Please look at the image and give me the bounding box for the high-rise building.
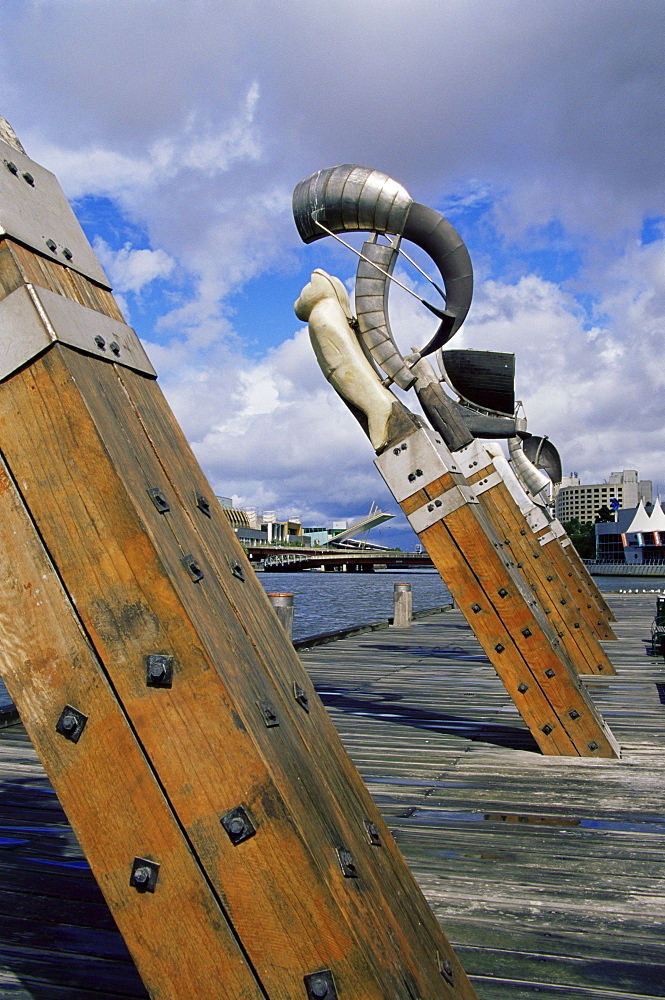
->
[554,470,652,524]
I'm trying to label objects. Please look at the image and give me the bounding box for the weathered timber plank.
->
[0,455,265,1000]
[0,342,477,999]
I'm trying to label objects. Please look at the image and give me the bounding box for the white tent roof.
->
[625,499,655,534]
[648,498,665,532]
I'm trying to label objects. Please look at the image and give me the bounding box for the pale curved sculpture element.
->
[294,269,396,451]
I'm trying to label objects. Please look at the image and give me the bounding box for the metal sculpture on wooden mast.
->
[293,164,619,759]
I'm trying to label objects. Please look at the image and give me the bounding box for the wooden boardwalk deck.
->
[1,591,665,999]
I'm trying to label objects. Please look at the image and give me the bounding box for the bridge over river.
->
[243,542,434,572]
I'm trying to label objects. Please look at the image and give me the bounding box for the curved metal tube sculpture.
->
[293,164,473,391]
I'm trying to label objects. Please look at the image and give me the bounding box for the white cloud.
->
[94,239,175,294]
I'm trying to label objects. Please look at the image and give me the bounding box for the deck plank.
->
[1,590,664,998]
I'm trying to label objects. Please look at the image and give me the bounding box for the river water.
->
[258,569,665,641]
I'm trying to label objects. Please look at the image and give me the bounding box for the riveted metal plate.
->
[304,969,338,999]
[145,653,173,688]
[374,426,457,502]
[526,506,550,533]
[0,137,110,287]
[221,805,256,845]
[336,847,358,877]
[538,529,557,546]
[130,857,159,893]
[472,469,502,496]
[0,283,156,381]
[55,704,87,743]
[452,438,493,477]
[407,481,478,533]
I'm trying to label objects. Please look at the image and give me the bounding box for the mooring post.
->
[267,592,294,640]
[392,582,413,628]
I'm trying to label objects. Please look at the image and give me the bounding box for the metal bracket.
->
[130,857,160,893]
[55,704,88,743]
[525,505,550,533]
[471,469,502,496]
[145,653,174,688]
[452,438,493,478]
[229,558,245,581]
[0,136,110,287]
[304,970,338,999]
[182,555,204,582]
[374,426,458,502]
[0,283,156,381]
[407,482,479,534]
[221,805,256,845]
[257,699,280,727]
[437,951,455,987]
[538,529,557,546]
[364,819,382,846]
[195,492,212,517]
[336,847,359,877]
[147,487,170,513]
[293,683,310,712]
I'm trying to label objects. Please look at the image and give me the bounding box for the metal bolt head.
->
[130,857,159,892]
[588,741,599,751]
[94,335,106,350]
[133,866,151,884]
[22,171,34,186]
[61,713,77,732]
[221,805,256,845]
[5,160,18,174]
[109,341,121,356]
[62,246,73,259]
[304,971,337,999]
[46,239,57,252]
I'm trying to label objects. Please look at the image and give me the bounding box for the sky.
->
[0,0,663,549]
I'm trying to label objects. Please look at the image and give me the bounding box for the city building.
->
[554,470,652,524]
[595,499,665,564]
[215,498,393,547]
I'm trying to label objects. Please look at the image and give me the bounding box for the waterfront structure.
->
[555,469,652,523]
[596,499,665,564]
[218,497,394,547]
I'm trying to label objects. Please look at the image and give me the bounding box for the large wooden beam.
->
[375,427,620,759]
[0,131,478,999]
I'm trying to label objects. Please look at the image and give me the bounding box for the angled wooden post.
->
[375,426,620,758]
[452,438,617,669]
[0,123,479,1000]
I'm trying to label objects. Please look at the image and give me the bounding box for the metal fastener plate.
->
[182,555,204,582]
[294,683,310,712]
[374,426,456,501]
[364,819,382,846]
[195,492,212,517]
[55,704,87,743]
[407,482,479,534]
[0,283,156,381]
[147,487,170,513]
[0,136,110,286]
[257,699,279,727]
[336,847,358,877]
[130,857,159,893]
[145,653,174,688]
[221,805,256,846]
[304,970,338,999]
